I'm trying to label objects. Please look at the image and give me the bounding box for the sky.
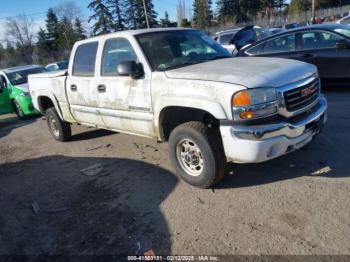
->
[0,0,193,45]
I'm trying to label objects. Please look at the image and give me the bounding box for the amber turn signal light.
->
[239,111,254,119]
[232,91,252,107]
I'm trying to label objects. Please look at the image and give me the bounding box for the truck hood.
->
[164,57,317,88]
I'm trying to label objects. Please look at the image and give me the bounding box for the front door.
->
[96,37,154,137]
[66,41,105,127]
[0,75,13,115]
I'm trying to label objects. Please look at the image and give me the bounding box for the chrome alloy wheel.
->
[176,139,204,177]
[48,115,60,137]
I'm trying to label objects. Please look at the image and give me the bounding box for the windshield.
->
[7,67,47,86]
[334,27,350,38]
[136,30,231,71]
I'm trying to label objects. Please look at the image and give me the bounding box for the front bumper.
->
[220,95,327,163]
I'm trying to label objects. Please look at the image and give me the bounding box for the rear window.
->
[7,67,47,85]
[73,42,98,76]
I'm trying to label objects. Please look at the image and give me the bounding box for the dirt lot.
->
[0,90,350,259]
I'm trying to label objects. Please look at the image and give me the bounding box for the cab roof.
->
[77,27,197,44]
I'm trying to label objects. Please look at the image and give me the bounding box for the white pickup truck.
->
[29,28,327,188]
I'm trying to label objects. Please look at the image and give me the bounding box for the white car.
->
[214,28,242,54]
[45,61,69,72]
[28,28,327,188]
[338,15,350,25]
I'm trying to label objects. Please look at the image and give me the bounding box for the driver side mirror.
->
[117,61,144,79]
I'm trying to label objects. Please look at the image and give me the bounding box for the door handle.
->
[97,84,106,93]
[70,84,77,91]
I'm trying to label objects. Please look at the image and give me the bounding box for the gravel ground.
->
[0,90,350,259]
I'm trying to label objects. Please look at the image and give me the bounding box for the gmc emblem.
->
[301,87,314,97]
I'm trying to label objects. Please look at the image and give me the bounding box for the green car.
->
[0,65,47,119]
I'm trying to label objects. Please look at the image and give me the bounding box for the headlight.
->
[232,88,278,120]
[21,91,31,97]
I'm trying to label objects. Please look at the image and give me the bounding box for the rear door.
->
[296,30,350,79]
[0,74,13,115]
[66,41,105,127]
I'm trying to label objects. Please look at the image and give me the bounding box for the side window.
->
[246,44,264,55]
[264,34,296,54]
[300,31,343,50]
[73,42,98,76]
[101,38,137,76]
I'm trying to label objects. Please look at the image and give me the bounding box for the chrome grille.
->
[283,78,320,112]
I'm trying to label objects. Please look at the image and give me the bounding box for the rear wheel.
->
[46,107,71,142]
[169,122,227,188]
[13,100,25,120]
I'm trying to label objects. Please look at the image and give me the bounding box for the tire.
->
[13,100,25,120]
[46,107,71,142]
[168,121,227,188]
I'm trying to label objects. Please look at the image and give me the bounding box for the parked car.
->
[29,28,327,188]
[214,28,242,53]
[45,60,69,71]
[215,26,278,54]
[0,65,46,119]
[238,24,350,86]
[337,15,350,25]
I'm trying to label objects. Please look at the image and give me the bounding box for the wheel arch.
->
[155,97,227,141]
[37,94,63,119]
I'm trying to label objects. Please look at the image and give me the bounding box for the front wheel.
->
[46,107,71,142]
[13,100,25,120]
[168,122,227,188]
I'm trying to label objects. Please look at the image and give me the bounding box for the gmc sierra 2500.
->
[28,28,327,188]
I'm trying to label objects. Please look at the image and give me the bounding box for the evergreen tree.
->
[123,0,158,29]
[45,8,60,60]
[58,16,77,59]
[142,0,158,28]
[193,0,213,30]
[74,18,86,40]
[216,0,241,24]
[160,11,176,27]
[88,0,114,35]
[106,0,125,31]
[239,0,262,21]
[36,28,49,64]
